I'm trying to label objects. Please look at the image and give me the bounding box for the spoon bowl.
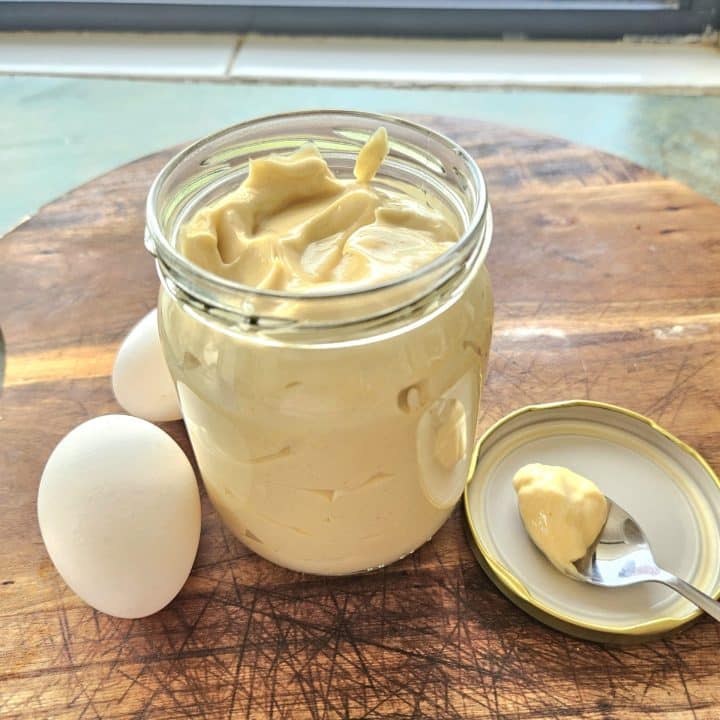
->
[573,498,665,587]
[561,497,720,622]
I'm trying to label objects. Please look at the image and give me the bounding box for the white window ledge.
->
[0,32,718,92]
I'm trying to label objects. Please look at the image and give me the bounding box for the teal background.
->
[4,76,720,234]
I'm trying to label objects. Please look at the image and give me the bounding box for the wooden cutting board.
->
[2,116,720,720]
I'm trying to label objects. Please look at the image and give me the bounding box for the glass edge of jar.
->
[144,110,491,319]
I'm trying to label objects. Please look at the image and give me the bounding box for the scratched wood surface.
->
[2,116,720,720]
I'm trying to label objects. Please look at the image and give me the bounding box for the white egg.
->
[112,308,182,422]
[38,414,201,619]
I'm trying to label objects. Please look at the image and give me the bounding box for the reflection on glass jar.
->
[146,111,493,575]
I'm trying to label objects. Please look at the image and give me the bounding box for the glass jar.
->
[145,111,493,575]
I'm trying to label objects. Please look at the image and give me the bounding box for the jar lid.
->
[463,400,720,643]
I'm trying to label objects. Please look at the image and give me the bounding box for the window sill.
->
[0,32,718,93]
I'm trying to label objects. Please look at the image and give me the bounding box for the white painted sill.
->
[0,32,718,92]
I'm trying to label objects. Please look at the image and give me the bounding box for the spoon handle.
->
[656,574,720,622]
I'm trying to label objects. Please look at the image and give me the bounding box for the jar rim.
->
[146,109,490,304]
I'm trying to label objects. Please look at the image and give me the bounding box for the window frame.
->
[0,0,717,38]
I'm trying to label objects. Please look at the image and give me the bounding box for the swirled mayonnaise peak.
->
[513,463,608,574]
[179,127,459,291]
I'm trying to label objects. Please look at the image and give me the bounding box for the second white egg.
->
[113,308,182,422]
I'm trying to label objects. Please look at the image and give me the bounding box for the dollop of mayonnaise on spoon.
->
[513,463,608,574]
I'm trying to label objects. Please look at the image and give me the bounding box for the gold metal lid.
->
[463,400,720,643]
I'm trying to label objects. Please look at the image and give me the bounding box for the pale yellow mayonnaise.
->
[161,127,493,574]
[513,463,608,574]
[179,127,459,292]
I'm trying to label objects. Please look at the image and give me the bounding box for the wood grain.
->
[2,117,720,719]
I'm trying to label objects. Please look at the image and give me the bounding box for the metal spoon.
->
[563,497,720,622]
